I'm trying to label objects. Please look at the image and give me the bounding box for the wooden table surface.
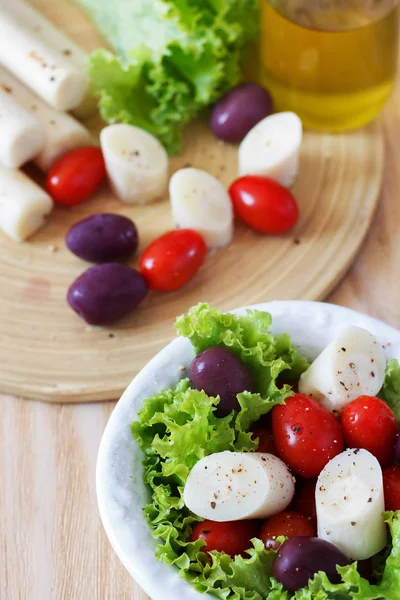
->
[2,54,400,600]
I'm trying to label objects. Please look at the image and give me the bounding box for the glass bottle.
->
[259,0,399,130]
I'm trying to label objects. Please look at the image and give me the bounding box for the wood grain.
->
[0,1,384,403]
[2,2,400,600]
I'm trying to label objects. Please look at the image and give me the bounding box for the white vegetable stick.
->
[238,112,303,187]
[0,0,89,110]
[0,0,98,120]
[170,168,233,248]
[316,449,387,560]
[3,0,88,71]
[0,67,91,172]
[299,326,386,414]
[183,451,295,522]
[0,166,53,241]
[0,85,44,168]
[100,124,168,204]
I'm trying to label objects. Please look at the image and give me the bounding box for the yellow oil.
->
[259,0,399,131]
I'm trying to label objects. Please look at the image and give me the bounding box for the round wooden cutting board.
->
[0,0,384,402]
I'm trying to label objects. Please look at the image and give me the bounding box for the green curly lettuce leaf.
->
[379,359,400,423]
[175,303,309,395]
[75,0,259,154]
[186,539,280,600]
[132,379,292,579]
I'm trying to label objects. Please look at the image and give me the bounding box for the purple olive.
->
[189,346,254,417]
[67,263,148,325]
[273,537,350,593]
[210,83,272,143]
[66,213,138,263]
[395,433,400,464]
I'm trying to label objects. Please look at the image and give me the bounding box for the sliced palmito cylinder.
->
[183,451,295,521]
[0,0,89,110]
[8,0,98,120]
[299,326,386,414]
[170,168,233,248]
[3,0,88,72]
[316,448,387,560]
[100,124,169,204]
[0,83,44,168]
[0,166,53,241]
[238,112,303,187]
[0,67,91,171]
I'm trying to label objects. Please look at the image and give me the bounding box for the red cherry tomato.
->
[139,229,206,292]
[259,511,316,550]
[229,176,299,234]
[341,396,398,467]
[272,393,344,478]
[251,428,278,455]
[383,466,400,511]
[292,479,317,526]
[190,520,260,558]
[46,146,106,206]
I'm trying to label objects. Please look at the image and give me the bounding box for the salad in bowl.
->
[97,302,400,600]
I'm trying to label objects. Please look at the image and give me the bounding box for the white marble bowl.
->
[96,301,400,600]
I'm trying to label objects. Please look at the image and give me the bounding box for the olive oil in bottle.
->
[260,0,399,131]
